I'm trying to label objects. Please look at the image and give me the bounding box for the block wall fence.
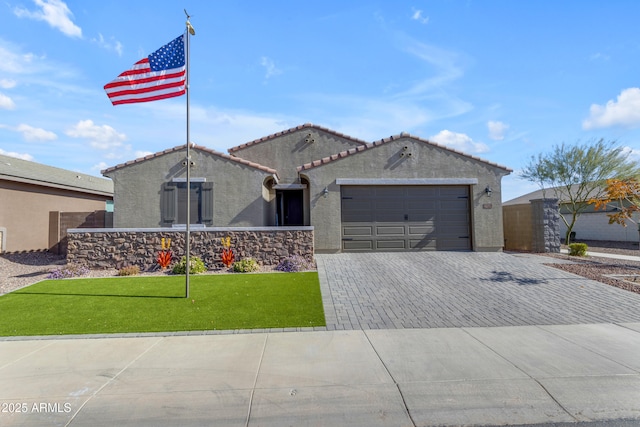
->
[67,227,314,271]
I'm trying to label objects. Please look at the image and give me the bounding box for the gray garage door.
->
[341,185,471,251]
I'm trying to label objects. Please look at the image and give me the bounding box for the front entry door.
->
[276,190,304,226]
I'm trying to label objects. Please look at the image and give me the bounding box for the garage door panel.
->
[342,199,373,210]
[375,211,406,222]
[376,240,406,250]
[376,225,406,236]
[407,187,439,198]
[343,225,374,237]
[409,239,437,249]
[342,212,374,222]
[343,240,373,251]
[438,238,471,250]
[406,212,436,222]
[440,200,470,210]
[341,186,372,198]
[408,225,435,235]
[408,199,437,209]
[375,187,406,198]
[341,185,471,252]
[439,187,469,197]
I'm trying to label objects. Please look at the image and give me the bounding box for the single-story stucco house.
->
[0,154,113,253]
[504,186,640,243]
[102,123,511,252]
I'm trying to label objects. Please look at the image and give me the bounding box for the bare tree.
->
[520,139,639,244]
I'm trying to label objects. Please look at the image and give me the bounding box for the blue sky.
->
[2,0,640,201]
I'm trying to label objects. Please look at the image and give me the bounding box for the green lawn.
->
[0,272,325,336]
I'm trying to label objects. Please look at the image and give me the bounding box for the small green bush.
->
[172,256,207,274]
[568,243,588,256]
[233,258,260,273]
[118,265,140,276]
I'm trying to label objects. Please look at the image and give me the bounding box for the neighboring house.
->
[0,154,113,253]
[503,186,640,243]
[102,123,511,252]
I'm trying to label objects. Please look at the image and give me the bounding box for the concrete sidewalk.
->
[2,323,640,426]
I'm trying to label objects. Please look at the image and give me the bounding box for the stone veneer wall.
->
[67,227,314,271]
[530,198,561,253]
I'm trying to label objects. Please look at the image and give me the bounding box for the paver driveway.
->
[316,252,640,330]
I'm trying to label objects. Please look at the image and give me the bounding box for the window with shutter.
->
[161,180,213,225]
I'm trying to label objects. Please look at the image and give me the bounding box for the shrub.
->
[47,265,90,279]
[118,265,140,276]
[233,258,260,273]
[568,243,588,257]
[275,255,314,273]
[172,256,207,274]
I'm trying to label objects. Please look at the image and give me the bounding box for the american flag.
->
[104,35,186,105]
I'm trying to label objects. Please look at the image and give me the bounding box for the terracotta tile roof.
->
[101,144,278,176]
[227,123,369,153]
[297,132,513,172]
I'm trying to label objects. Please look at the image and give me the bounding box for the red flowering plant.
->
[157,237,173,269]
[221,236,235,268]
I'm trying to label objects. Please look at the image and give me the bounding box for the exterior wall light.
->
[322,187,329,198]
[485,186,492,197]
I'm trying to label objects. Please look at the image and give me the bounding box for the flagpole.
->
[185,12,195,298]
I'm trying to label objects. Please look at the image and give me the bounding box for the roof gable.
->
[102,144,278,176]
[297,132,512,173]
[227,123,369,154]
[0,154,113,196]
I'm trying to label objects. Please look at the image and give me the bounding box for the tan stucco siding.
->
[0,181,110,252]
[231,128,364,183]
[300,138,510,252]
[106,149,273,228]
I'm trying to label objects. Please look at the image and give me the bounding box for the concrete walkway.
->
[2,324,640,426]
[2,251,640,426]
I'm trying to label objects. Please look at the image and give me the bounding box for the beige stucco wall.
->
[105,148,274,228]
[300,137,510,252]
[0,180,110,252]
[230,128,365,183]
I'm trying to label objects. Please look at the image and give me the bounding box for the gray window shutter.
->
[161,182,176,224]
[201,182,214,225]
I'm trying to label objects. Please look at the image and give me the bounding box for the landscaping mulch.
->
[543,240,640,295]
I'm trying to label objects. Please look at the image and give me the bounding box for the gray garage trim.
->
[336,178,478,185]
[341,185,471,252]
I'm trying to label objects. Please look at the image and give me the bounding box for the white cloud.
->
[14,0,82,38]
[134,150,154,158]
[0,79,16,89]
[91,33,123,56]
[622,146,640,162]
[0,93,15,110]
[487,120,509,140]
[411,9,429,24]
[429,130,489,153]
[0,148,34,161]
[92,161,109,172]
[66,119,126,150]
[16,124,57,141]
[583,87,640,129]
[260,56,282,79]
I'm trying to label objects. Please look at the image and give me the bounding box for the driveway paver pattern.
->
[316,252,640,330]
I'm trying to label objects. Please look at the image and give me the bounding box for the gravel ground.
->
[542,239,640,296]
[2,240,640,296]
